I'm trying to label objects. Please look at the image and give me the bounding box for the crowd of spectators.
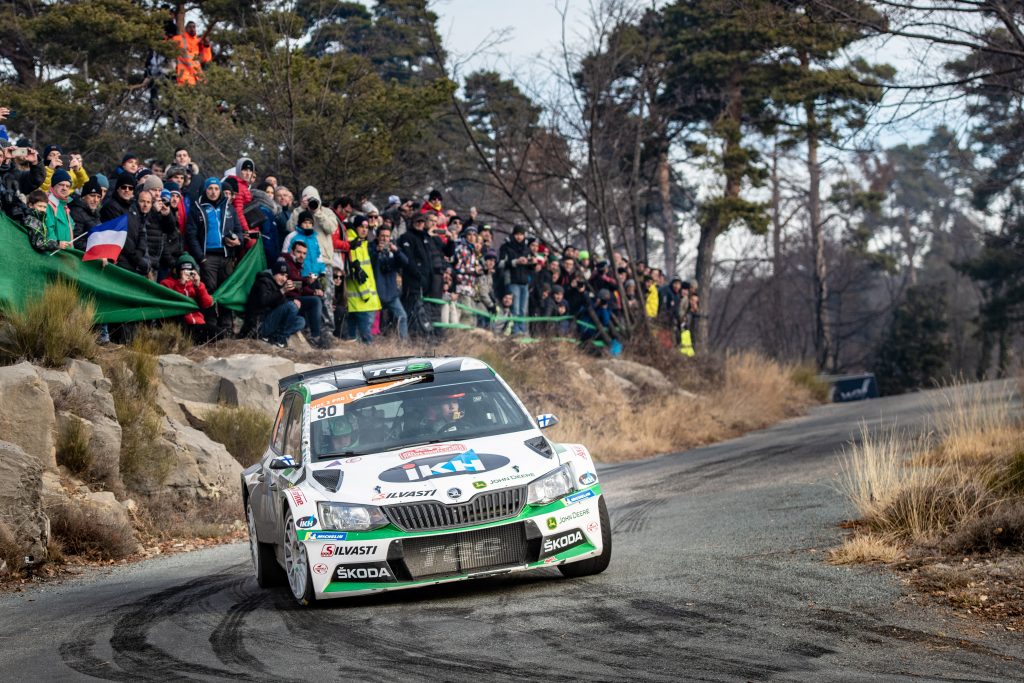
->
[0,104,701,353]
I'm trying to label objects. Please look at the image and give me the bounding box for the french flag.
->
[82,215,128,262]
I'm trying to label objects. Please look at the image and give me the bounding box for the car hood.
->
[309,431,553,505]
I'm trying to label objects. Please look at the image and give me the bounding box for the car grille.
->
[402,523,530,579]
[383,486,528,532]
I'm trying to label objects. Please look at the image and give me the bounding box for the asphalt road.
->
[2,382,1022,682]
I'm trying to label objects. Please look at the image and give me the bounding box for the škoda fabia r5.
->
[242,356,612,604]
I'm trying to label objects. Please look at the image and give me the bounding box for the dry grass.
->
[133,323,193,356]
[837,378,1024,553]
[202,406,274,468]
[136,493,242,542]
[789,363,832,403]
[49,501,138,560]
[0,519,25,575]
[925,382,1022,465]
[828,534,904,565]
[100,336,175,491]
[56,417,92,476]
[0,279,97,367]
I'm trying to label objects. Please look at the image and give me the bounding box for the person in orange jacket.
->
[171,20,212,86]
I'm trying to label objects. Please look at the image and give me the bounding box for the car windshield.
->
[309,371,533,459]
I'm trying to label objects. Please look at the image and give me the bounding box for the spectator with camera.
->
[159,254,217,342]
[370,222,409,341]
[38,145,89,194]
[344,214,381,344]
[288,185,339,329]
[0,138,44,224]
[241,257,306,348]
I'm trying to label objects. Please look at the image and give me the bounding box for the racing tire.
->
[558,496,612,578]
[282,510,316,606]
[247,503,285,588]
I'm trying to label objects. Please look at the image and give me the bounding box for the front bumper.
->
[297,486,604,598]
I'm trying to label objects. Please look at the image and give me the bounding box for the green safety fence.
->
[421,296,614,349]
[0,213,266,323]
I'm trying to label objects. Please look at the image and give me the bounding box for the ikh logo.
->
[378,450,509,483]
[296,515,317,529]
[334,562,397,583]
[541,529,585,558]
[579,472,597,486]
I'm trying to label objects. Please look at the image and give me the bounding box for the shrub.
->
[789,363,831,402]
[202,406,274,467]
[50,501,137,560]
[942,501,1024,554]
[0,519,25,575]
[137,492,242,541]
[132,323,193,356]
[0,279,97,367]
[56,418,92,476]
[101,336,174,491]
[828,534,904,565]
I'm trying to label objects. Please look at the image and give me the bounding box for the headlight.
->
[317,502,389,531]
[527,465,574,505]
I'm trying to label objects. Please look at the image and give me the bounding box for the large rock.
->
[200,354,296,415]
[0,362,56,468]
[0,440,50,562]
[65,359,110,391]
[597,359,675,393]
[56,410,122,486]
[157,354,222,404]
[161,416,243,502]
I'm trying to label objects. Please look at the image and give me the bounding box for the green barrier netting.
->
[0,213,265,323]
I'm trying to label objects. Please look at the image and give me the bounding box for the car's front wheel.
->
[559,496,612,578]
[283,510,315,605]
[247,503,284,588]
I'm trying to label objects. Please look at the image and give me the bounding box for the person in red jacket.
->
[159,254,218,343]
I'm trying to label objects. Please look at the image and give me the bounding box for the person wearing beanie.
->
[230,156,255,239]
[186,175,238,306]
[158,253,217,343]
[100,173,136,221]
[163,180,188,238]
[498,223,533,334]
[69,177,104,240]
[37,144,89,194]
[239,256,306,347]
[140,173,163,194]
[43,167,75,252]
[119,153,140,177]
[93,173,109,201]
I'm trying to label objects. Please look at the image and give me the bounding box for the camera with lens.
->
[307,198,320,211]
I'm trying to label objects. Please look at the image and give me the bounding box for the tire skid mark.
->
[611,498,662,534]
[61,572,259,682]
[208,581,273,674]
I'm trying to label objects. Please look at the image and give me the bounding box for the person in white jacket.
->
[287,185,339,330]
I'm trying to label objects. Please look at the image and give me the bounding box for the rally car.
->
[242,356,612,604]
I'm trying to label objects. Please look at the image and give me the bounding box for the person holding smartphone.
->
[38,144,89,193]
[158,254,217,343]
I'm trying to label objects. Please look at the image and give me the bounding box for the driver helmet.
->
[324,413,358,450]
[439,392,465,422]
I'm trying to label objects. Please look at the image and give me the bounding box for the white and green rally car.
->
[242,355,612,605]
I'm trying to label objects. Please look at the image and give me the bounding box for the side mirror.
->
[536,413,559,430]
[269,455,297,470]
